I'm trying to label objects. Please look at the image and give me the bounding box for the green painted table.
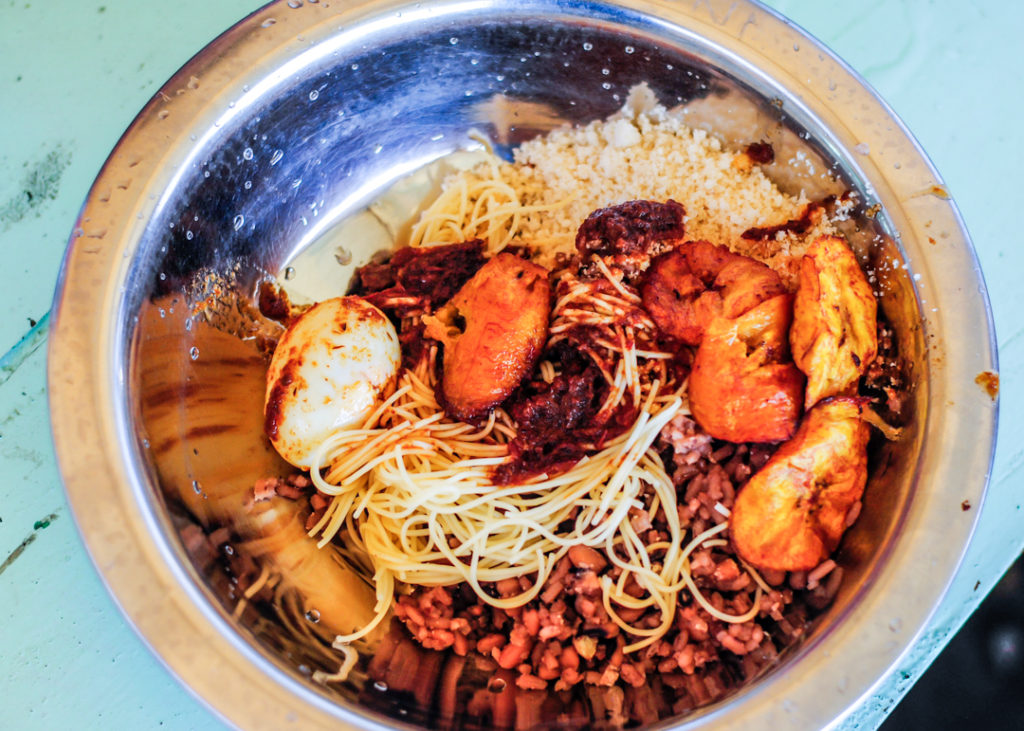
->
[1,1,1018,728]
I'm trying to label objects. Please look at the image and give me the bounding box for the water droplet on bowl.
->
[449,36,458,45]
[233,214,245,231]
[157,110,169,120]
[582,41,593,51]
[243,147,254,160]
[287,0,302,8]
[284,266,296,280]
[305,609,321,623]
[270,149,284,165]
[309,89,319,101]
[244,180,252,190]
[261,17,277,27]
[335,246,352,265]
[373,681,388,692]
[190,346,200,360]
[624,45,635,54]
[186,230,194,240]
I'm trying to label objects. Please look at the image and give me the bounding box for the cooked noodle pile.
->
[303,156,778,653]
[407,154,578,257]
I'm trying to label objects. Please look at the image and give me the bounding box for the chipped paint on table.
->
[1,0,1020,729]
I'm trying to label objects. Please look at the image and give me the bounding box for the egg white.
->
[264,296,401,469]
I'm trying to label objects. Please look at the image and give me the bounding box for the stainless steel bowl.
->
[48,1,998,728]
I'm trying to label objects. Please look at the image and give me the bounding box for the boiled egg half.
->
[264,296,401,469]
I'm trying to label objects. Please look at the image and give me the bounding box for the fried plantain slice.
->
[790,235,878,409]
[688,294,805,443]
[730,397,871,572]
[640,245,718,345]
[641,240,786,345]
[423,253,550,421]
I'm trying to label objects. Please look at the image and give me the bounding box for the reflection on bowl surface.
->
[48,2,997,730]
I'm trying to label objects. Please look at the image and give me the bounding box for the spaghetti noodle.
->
[299,156,769,654]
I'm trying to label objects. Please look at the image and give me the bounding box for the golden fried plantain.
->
[641,241,786,345]
[640,246,716,345]
[688,294,805,443]
[730,397,871,572]
[423,253,550,421]
[717,257,790,322]
[790,235,878,409]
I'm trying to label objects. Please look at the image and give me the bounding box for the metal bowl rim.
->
[47,1,999,729]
